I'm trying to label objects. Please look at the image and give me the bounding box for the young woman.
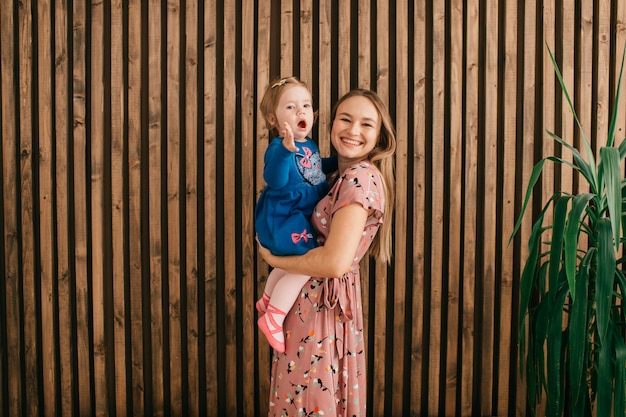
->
[257,89,396,417]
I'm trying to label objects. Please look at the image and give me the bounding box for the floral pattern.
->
[268,161,385,417]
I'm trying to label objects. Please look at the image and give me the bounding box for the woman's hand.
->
[256,237,277,267]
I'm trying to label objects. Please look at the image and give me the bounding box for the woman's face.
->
[331,95,381,164]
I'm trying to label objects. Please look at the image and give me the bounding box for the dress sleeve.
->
[331,164,385,218]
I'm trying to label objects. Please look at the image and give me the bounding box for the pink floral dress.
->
[268,160,385,417]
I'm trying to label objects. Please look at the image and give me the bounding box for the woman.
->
[258,89,396,417]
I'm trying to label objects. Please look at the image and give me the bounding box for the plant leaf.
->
[596,218,616,345]
[511,159,546,244]
[546,43,597,181]
[569,250,592,404]
[546,280,569,417]
[564,193,595,300]
[548,196,571,302]
[615,329,626,417]
[608,44,626,148]
[597,321,615,417]
[600,147,622,249]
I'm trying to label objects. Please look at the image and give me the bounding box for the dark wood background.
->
[1,0,625,416]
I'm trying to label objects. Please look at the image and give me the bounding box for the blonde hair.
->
[330,89,397,264]
[259,76,317,138]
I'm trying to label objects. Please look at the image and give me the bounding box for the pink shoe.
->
[258,305,286,353]
[256,293,270,313]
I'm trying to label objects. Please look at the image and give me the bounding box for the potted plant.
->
[511,44,626,417]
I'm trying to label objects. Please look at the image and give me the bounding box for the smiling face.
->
[330,95,382,168]
[267,85,314,141]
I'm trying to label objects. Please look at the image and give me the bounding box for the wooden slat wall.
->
[2,1,626,416]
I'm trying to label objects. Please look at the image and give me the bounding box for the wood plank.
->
[411,1,427,414]
[338,0,350,94]
[255,1,272,414]
[462,0,479,414]
[90,0,109,414]
[110,0,128,414]
[299,0,313,85]
[446,0,463,414]
[1,2,23,415]
[204,0,218,412]
[317,0,332,157]
[184,0,200,414]
[498,0,518,414]
[357,2,370,89]
[240,1,256,415]
[517,1,538,414]
[373,2,390,414]
[280,0,293,76]
[148,0,165,412]
[596,0,611,148]
[480,1,499,414]
[560,0,575,194]
[53,0,74,414]
[223,0,237,413]
[127,0,145,414]
[391,1,409,415]
[428,1,445,414]
[18,1,40,414]
[166,1,183,414]
[36,1,57,414]
[72,0,93,413]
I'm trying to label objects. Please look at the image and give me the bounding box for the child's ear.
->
[266,114,277,127]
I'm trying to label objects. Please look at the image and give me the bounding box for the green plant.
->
[511,44,626,417]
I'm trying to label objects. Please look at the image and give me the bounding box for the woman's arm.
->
[258,203,369,278]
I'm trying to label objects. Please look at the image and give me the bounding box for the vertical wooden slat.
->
[498,0,518,414]
[18,1,40,414]
[560,0,576,193]
[317,0,332,157]
[338,1,350,94]
[255,1,272,413]
[462,0,479,414]
[280,0,293,76]
[222,0,237,413]
[72,0,93,413]
[480,1,499,414]
[373,0,389,414]
[184,0,200,414]
[517,1,538,414]
[204,0,218,412]
[445,0,463,414]
[90,0,109,414]
[617,0,626,145]
[428,1,445,414]
[166,1,183,413]
[241,0,256,415]
[357,2,370,90]
[1,1,22,415]
[127,0,145,414]
[596,0,611,148]
[391,0,409,415]
[54,0,73,414]
[411,0,427,414]
[110,0,127,414]
[299,0,313,85]
[148,0,165,412]
[37,0,57,414]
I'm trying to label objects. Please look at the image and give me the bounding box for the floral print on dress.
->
[267,160,384,417]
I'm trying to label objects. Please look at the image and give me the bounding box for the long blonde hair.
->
[331,89,396,263]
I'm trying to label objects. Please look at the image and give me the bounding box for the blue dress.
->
[255,137,337,255]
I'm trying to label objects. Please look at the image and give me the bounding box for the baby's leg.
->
[258,272,310,352]
[256,268,288,313]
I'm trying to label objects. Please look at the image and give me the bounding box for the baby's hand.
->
[281,122,298,152]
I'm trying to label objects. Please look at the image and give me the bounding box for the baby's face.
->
[271,85,314,140]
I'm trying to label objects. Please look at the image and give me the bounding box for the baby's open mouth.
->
[298,120,307,129]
